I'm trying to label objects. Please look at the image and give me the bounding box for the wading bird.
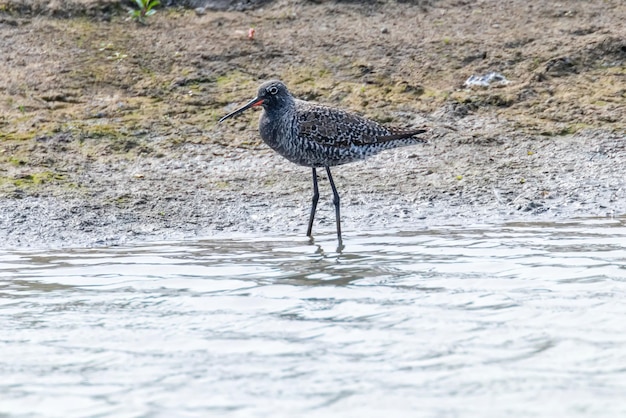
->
[219,80,428,247]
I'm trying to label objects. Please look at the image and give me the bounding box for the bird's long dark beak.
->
[219,97,264,123]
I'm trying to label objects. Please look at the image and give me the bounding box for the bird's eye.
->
[268,86,279,95]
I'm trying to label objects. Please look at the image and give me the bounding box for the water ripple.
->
[1,218,626,417]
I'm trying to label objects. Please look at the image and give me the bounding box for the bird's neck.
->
[259,99,297,151]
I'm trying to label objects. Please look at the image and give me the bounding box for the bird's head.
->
[219,80,292,122]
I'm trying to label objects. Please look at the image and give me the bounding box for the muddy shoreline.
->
[0,0,624,249]
[2,118,624,249]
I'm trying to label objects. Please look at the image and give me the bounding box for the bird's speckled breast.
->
[259,112,332,168]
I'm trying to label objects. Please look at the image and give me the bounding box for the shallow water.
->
[1,218,626,417]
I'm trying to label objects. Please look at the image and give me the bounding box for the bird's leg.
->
[306,167,320,237]
[325,166,343,246]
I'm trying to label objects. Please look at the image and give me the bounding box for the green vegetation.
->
[128,0,160,24]
[0,171,69,189]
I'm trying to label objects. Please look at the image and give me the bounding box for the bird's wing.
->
[296,102,427,148]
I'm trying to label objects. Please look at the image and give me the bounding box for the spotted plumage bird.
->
[219,80,428,247]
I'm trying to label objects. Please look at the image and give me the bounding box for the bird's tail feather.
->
[377,128,428,143]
